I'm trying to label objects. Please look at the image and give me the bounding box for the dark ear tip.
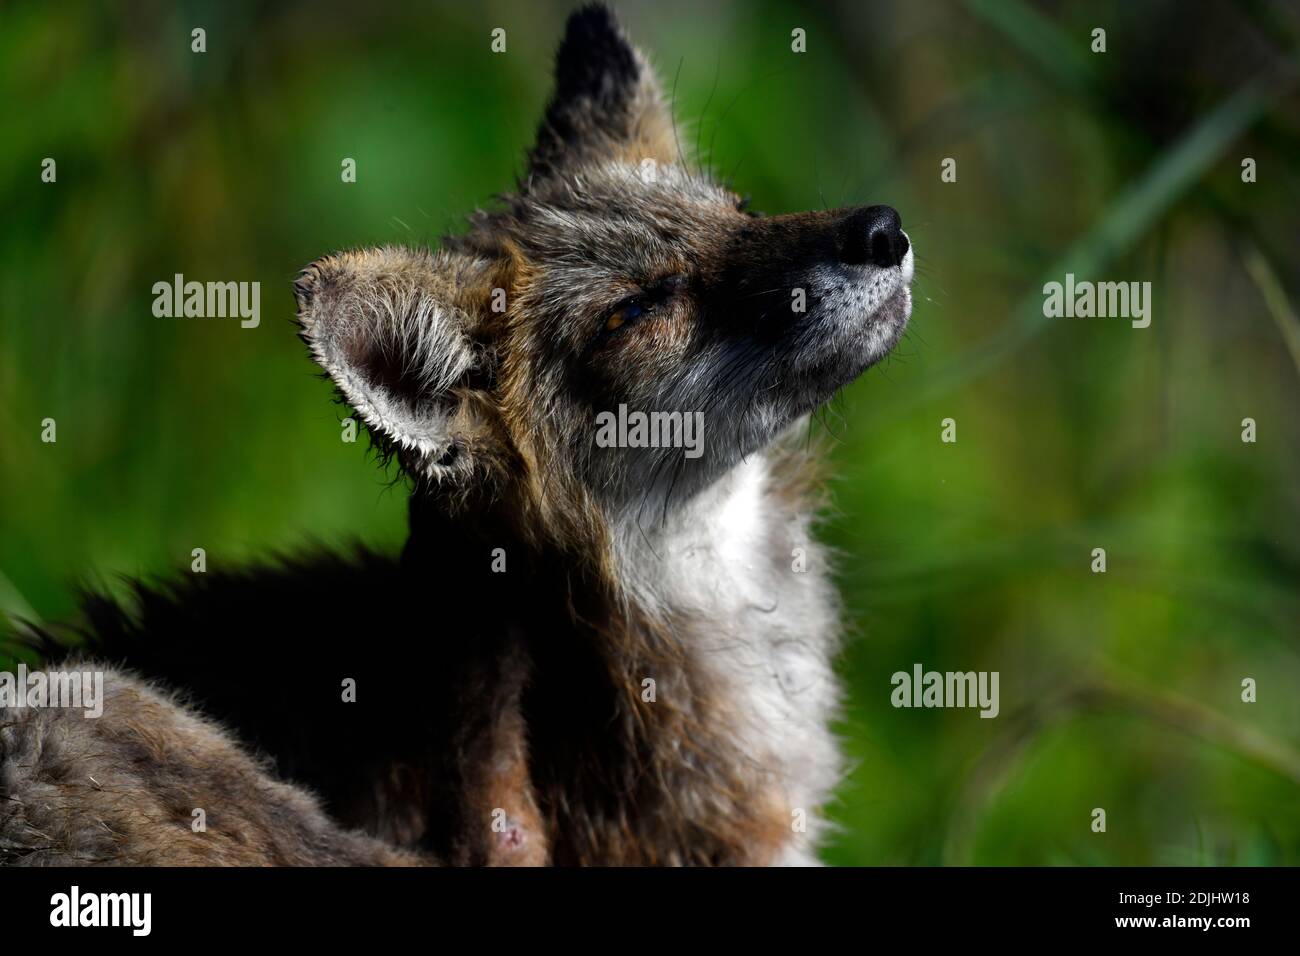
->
[556,2,637,96]
[294,258,330,312]
[565,3,622,39]
[293,268,317,301]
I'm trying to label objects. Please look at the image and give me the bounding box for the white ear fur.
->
[295,246,481,473]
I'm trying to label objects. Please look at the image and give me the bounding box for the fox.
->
[2,3,913,866]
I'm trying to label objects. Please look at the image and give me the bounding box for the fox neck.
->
[401,426,842,864]
[609,436,843,863]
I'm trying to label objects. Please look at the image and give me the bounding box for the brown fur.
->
[0,668,426,866]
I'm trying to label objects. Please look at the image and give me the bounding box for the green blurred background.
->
[2,0,1299,865]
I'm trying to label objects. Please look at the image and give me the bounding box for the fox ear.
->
[528,3,676,179]
[295,246,492,481]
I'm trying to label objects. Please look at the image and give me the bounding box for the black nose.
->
[839,205,908,268]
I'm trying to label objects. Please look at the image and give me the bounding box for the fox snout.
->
[716,203,910,294]
[711,202,912,341]
[839,205,909,269]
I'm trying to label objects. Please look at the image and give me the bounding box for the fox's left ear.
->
[528,3,676,179]
[295,246,499,484]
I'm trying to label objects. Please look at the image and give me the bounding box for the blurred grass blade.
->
[944,675,1300,864]
[964,0,1093,93]
[906,72,1289,411]
[1242,240,1300,376]
[0,568,41,630]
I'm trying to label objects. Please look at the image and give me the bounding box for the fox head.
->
[295,3,912,550]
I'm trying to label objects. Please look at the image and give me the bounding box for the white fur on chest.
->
[613,452,843,864]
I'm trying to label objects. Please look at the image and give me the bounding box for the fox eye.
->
[604,301,647,333]
[597,275,683,339]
